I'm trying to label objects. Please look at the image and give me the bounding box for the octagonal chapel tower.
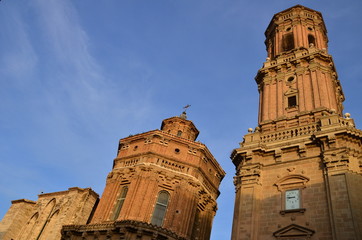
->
[231,5,362,240]
[62,112,225,240]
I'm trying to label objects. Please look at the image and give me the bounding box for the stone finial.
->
[179,111,187,120]
[248,128,253,133]
[344,113,351,119]
[180,104,191,119]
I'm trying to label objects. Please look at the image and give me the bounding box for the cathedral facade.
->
[231,5,362,240]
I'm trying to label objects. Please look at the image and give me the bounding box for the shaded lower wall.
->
[328,172,362,239]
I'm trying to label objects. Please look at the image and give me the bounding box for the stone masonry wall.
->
[0,187,98,240]
[0,200,36,240]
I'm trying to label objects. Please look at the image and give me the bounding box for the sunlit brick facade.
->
[61,113,225,240]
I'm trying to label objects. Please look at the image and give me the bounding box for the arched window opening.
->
[111,186,128,221]
[151,191,170,226]
[308,34,315,47]
[177,130,182,137]
[282,33,294,51]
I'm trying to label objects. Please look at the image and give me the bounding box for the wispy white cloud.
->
[32,0,155,129]
[34,0,103,101]
[0,6,38,83]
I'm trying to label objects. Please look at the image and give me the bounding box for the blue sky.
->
[1,1,362,239]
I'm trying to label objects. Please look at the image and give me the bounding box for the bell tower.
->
[257,5,344,131]
[231,5,362,240]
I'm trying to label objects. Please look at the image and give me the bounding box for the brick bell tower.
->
[62,112,225,240]
[231,5,362,240]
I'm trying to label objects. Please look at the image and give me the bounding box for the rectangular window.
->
[151,191,170,226]
[282,33,295,51]
[288,96,297,108]
[111,186,128,221]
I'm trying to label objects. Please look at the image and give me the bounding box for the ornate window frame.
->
[275,174,309,215]
[284,88,299,110]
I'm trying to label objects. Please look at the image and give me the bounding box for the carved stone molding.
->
[120,142,130,150]
[237,164,262,186]
[62,220,187,240]
[274,148,282,162]
[197,190,215,212]
[108,168,135,183]
[159,137,169,146]
[140,165,153,172]
[322,149,350,173]
[157,173,181,187]
[187,179,200,188]
[188,146,197,155]
[273,224,315,239]
[144,137,152,144]
[275,174,309,192]
[298,144,307,158]
[233,176,242,193]
[327,134,336,148]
